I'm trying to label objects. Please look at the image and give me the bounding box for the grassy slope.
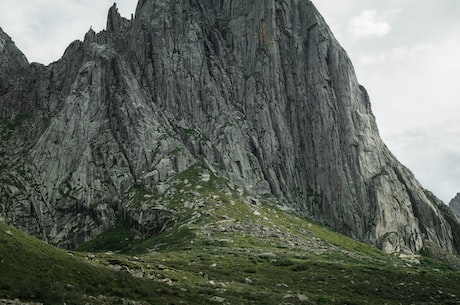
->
[0,222,204,305]
[2,164,460,304]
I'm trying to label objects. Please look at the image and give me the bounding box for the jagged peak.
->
[107,3,120,32]
[450,193,460,204]
[84,27,97,43]
[106,2,131,34]
[449,193,460,216]
[0,26,29,72]
[0,26,13,51]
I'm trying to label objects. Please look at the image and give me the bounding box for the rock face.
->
[0,28,28,73]
[450,194,460,217]
[0,27,29,103]
[0,0,459,253]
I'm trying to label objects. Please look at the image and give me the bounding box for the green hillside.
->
[1,164,460,304]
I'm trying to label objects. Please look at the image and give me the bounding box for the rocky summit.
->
[0,0,459,254]
[450,193,460,217]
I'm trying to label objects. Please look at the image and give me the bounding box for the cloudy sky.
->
[0,0,458,203]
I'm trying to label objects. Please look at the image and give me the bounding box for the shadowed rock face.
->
[0,0,459,253]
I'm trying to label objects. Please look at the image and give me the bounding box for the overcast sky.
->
[0,0,458,203]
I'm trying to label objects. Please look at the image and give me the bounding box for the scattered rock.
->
[283,294,294,299]
[157,264,166,270]
[200,173,211,182]
[399,252,421,265]
[260,252,276,258]
[209,296,226,303]
[244,278,253,284]
[158,278,173,285]
[5,230,13,236]
[297,294,309,302]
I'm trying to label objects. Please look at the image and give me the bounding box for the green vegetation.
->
[124,183,156,206]
[169,147,183,157]
[1,163,460,304]
[0,223,199,305]
[223,116,247,128]
[75,220,138,253]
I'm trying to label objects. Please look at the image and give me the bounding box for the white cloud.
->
[348,10,391,40]
[352,38,460,202]
[356,40,460,124]
[383,125,460,203]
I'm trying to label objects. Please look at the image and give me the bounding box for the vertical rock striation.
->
[0,0,459,253]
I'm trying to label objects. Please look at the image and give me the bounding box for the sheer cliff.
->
[1,0,459,253]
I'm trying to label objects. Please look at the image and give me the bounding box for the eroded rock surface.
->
[0,0,459,254]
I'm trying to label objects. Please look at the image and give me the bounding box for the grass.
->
[75,220,138,253]
[222,116,247,128]
[0,222,201,305]
[124,183,155,205]
[2,163,460,304]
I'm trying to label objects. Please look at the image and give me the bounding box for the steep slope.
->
[0,27,28,75]
[0,0,459,254]
[0,222,187,304]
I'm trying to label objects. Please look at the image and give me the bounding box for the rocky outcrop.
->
[450,193,460,216]
[0,0,459,254]
[0,27,28,108]
[0,27,28,74]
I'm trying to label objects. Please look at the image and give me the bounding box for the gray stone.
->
[0,27,28,76]
[449,193,460,216]
[297,294,309,302]
[209,296,226,303]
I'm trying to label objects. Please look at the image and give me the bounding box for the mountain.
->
[450,193,460,216]
[0,0,459,254]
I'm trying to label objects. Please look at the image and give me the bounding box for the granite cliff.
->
[1,0,459,254]
[450,193,460,217]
